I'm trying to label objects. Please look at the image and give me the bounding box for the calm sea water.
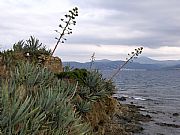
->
[102,70,180,135]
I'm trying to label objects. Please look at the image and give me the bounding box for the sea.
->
[102,70,180,135]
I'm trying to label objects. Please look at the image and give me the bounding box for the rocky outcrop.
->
[43,56,63,73]
[84,96,118,135]
[0,52,63,77]
[82,96,151,135]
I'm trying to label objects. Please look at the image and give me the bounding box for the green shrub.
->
[56,68,89,85]
[57,69,116,101]
[75,100,91,114]
[83,70,115,99]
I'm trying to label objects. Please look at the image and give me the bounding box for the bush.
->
[56,68,89,85]
[56,69,116,101]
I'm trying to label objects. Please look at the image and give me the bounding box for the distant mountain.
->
[134,57,180,67]
[63,60,161,71]
[63,57,180,71]
[134,57,159,64]
[163,64,180,70]
[95,59,112,62]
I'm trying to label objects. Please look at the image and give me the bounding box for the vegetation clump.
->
[0,36,117,134]
[0,36,50,70]
[0,62,90,134]
[13,36,51,56]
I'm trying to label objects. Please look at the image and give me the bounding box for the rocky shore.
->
[113,96,180,135]
[104,100,151,135]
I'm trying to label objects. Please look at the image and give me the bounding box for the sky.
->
[1,0,180,62]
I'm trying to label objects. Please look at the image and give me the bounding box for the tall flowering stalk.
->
[51,7,78,56]
[89,52,95,70]
[109,47,143,80]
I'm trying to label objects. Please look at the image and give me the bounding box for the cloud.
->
[144,46,180,60]
[53,44,180,62]
[71,0,180,48]
[0,0,180,61]
[0,0,74,46]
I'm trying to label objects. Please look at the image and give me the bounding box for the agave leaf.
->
[12,96,32,125]
[1,61,91,134]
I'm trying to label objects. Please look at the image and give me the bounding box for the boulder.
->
[44,56,63,73]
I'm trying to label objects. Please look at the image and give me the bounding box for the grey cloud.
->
[1,0,180,60]
[68,0,180,48]
[68,35,164,47]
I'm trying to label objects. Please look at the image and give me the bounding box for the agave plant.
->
[13,40,24,52]
[12,36,51,59]
[75,100,91,114]
[83,70,108,98]
[57,69,116,102]
[1,50,14,70]
[23,36,51,56]
[0,62,91,135]
[0,80,41,134]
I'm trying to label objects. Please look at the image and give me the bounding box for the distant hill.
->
[134,57,160,64]
[63,57,180,71]
[95,59,112,62]
[134,57,180,67]
[162,64,180,70]
[63,59,162,70]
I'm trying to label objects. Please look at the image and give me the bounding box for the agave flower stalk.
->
[51,7,78,56]
[89,52,95,70]
[109,47,143,80]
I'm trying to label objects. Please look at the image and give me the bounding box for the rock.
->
[155,122,180,128]
[125,124,143,133]
[156,133,165,135]
[173,113,179,117]
[106,102,152,135]
[145,114,152,119]
[117,96,127,101]
[0,52,64,77]
[44,56,63,73]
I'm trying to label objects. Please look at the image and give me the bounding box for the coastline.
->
[104,98,151,135]
[114,95,180,135]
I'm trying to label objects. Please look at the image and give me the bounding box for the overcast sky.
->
[1,0,180,62]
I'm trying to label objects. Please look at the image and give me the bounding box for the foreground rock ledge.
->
[104,98,151,135]
[84,96,151,135]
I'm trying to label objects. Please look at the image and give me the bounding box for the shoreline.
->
[114,95,180,135]
[105,99,152,135]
